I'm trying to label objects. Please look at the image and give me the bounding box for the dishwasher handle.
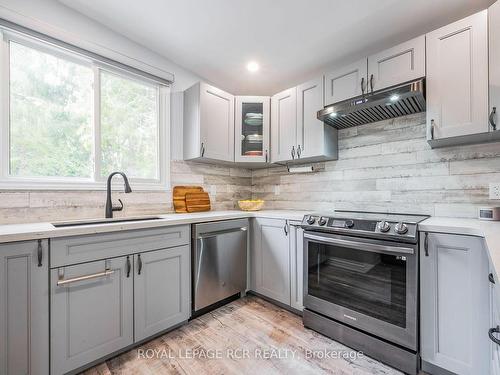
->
[196,227,247,239]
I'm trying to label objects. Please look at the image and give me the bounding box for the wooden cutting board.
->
[185,192,211,213]
[173,186,204,213]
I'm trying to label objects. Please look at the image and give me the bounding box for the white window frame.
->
[0,29,170,191]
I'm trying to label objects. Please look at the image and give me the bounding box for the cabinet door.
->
[289,222,304,311]
[251,218,290,305]
[368,35,425,92]
[51,257,133,375]
[490,0,500,131]
[324,59,367,106]
[235,96,270,163]
[420,233,490,375]
[0,240,49,375]
[296,77,324,159]
[134,246,190,342]
[426,11,489,140]
[271,88,297,163]
[199,82,234,162]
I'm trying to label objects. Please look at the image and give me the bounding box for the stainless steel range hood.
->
[317,79,425,129]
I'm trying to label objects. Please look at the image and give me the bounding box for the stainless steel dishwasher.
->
[192,219,248,315]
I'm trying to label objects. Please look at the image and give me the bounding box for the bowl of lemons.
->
[238,199,264,211]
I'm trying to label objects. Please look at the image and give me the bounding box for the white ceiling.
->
[59,0,494,95]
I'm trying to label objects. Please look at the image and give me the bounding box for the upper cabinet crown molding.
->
[368,35,425,92]
[426,10,489,143]
[183,82,235,163]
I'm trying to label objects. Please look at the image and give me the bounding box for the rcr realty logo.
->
[137,348,364,361]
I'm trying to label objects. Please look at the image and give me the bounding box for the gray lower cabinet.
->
[251,218,290,305]
[0,240,49,375]
[420,232,490,375]
[134,246,190,342]
[289,221,304,311]
[50,256,134,375]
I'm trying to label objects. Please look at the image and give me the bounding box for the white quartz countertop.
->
[0,210,307,244]
[420,217,500,283]
[3,210,499,284]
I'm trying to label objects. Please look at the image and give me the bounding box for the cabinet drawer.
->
[50,225,190,268]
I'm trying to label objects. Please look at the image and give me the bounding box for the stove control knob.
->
[318,217,327,226]
[395,222,408,234]
[306,216,316,225]
[378,220,391,233]
[345,219,354,228]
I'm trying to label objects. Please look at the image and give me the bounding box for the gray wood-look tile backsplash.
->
[1,112,499,224]
[252,112,500,218]
[0,161,252,224]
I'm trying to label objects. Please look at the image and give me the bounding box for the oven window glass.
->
[307,241,406,328]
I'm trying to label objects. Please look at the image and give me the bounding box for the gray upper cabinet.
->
[324,35,425,106]
[184,82,235,162]
[51,257,134,375]
[271,87,297,163]
[289,221,304,311]
[0,240,49,375]
[420,232,490,375]
[426,11,489,143]
[272,78,338,164]
[367,35,425,92]
[251,218,290,305]
[296,77,338,163]
[324,59,367,106]
[134,246,190,342]
[490,0,500,132]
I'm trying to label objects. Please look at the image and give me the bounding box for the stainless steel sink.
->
[52,216,162,228]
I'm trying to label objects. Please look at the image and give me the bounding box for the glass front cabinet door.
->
[235,96,270,163]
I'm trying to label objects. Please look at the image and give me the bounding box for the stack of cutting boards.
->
[173,186,211,213]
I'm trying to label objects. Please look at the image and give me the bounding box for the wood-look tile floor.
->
[81,296,402,375]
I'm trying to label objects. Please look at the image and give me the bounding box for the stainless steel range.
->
[301,211,428,375]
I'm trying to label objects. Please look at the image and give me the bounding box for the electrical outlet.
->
[489,183,500,199]
[274,185,280,196]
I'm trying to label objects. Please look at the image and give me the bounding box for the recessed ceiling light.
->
[246,61,259,72]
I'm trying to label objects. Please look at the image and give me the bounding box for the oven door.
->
[303,231,418,350]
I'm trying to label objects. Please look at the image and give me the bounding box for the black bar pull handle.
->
[490,107,497,131]
[137,254,143,275]
[126,256,131,278]
[37,239,43,267]
[489,326,500,345]
[424,232,429,257]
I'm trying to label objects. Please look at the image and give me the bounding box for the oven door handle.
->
[303,232,414,255]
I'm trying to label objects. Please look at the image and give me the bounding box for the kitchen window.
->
[0,31,170,190]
